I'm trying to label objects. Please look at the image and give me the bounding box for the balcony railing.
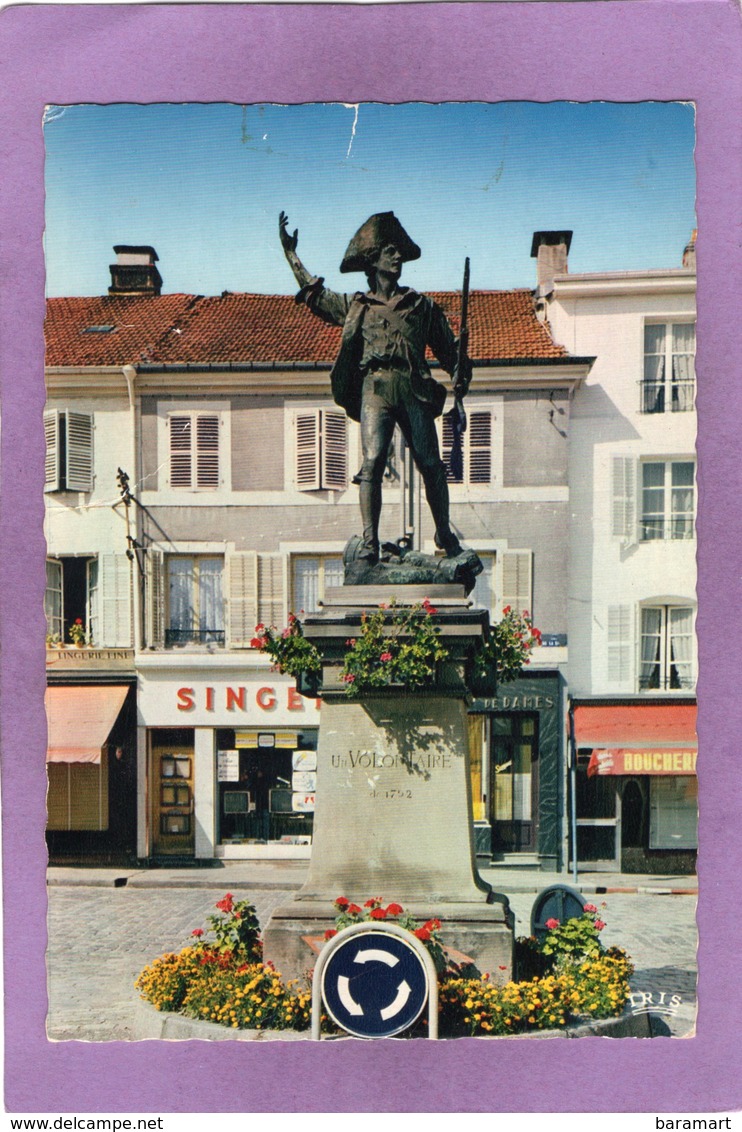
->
[638,671,695,691]
[639,380,695,414]
[165,629,225,647]
[639,518,695,541]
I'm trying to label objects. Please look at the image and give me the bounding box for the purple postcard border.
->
[1,0,740,1114]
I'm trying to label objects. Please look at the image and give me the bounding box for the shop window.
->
[168,411,220,489]
[166,556,224,647]
[47,752,109,831]
[216,729,317,845]
[292,555,344,614]
[649,776,698,849]
[640,461,695,541]
[640,605,694,690]
[641,322,695,414]
[295,409,348,490]
[44,409,94,492]
[440,409,494,485]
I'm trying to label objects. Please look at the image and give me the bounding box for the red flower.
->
[254,623,265,632]
[364,898,380,908]
[498,965,507,971]
[334,896,349,909]
[191,928,204,937]
[414,927,431,941]
[380,651,392,662]
[347,903,362,915]
[594,919,606,931]
[502,605,511,614]
[422,598,438,614]
[346,638,357,646]
[583,903,598,914]
[423,918,441,932]
[250,638,264,649]
[324,929,338,940]
[74,618,83,625]
[545,918,560,930]
[342,674,355,684]
[386,903,404,916]
[216,893,234,914]
[369,907,387,920]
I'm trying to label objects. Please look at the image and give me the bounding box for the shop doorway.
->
[490,713,539,852]
[573,755,620,870]
[151,730,195,857]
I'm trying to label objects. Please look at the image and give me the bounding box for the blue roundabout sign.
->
[320,926,432,1039]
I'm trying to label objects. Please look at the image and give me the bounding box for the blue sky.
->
[43,101,696,297]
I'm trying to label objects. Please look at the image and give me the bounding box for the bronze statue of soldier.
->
[279,210,473,567]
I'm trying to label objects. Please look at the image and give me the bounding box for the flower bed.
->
[135,894,633,1039]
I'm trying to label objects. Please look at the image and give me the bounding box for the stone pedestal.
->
[262,585,514,983]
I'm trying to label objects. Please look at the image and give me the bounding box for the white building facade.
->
[545,233,698,871]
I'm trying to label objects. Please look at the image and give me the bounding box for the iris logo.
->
[629,990,683,1017]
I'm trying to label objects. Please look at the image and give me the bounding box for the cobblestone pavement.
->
[46,885,697,1042]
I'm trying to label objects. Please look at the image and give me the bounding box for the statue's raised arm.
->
[279,211,315,291]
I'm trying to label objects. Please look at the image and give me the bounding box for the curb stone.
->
[133,998,657,1042]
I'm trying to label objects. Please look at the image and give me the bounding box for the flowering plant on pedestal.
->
[339,598,448,696]
[472,606,541,686]
[251,613,321,680]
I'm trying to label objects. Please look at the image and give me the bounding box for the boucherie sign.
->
[587,748,697,777]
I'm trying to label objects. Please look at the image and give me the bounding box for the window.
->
[441,409,493,484]
[641,323,695,413]
[640,606,694,690]
[295,409,348,490]
[45,555,132,647]
[44,409,93,492]
[640,461,695,540]
[292,556,344,614]
[168,412,220,488]
[166,556,224,646]
[649,777,698,849]
[470,554,495,613]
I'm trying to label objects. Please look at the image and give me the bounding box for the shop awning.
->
[571,703,697,777]
[45,684,129,763]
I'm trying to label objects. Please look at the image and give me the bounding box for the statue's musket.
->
[447,257,470,480]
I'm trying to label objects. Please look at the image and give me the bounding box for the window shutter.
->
[44,410,61,492]
[468,411,492,484]
[145,549,165,648]
[169,415,193,487]
[226,551,259,648]
[321,411,348,489]
[296,412,320,490]
[440,415,462,484]
[196,414,220,487]
[500,550,532,617]
[612,456,635,541]
[257,554,286,629]
[607,604,632,685]
[65,411,94,492]
[99,553,133,647]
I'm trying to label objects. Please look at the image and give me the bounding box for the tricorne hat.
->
[340,212,421,273]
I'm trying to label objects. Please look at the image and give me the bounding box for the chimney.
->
[682,228,697,271]
[109,245,162,296]
[531,230,573,297]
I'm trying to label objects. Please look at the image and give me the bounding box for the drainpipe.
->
[122,365,142,652]
[567,698,578,883]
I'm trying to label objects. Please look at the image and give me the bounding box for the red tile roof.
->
[45,289,569,368]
